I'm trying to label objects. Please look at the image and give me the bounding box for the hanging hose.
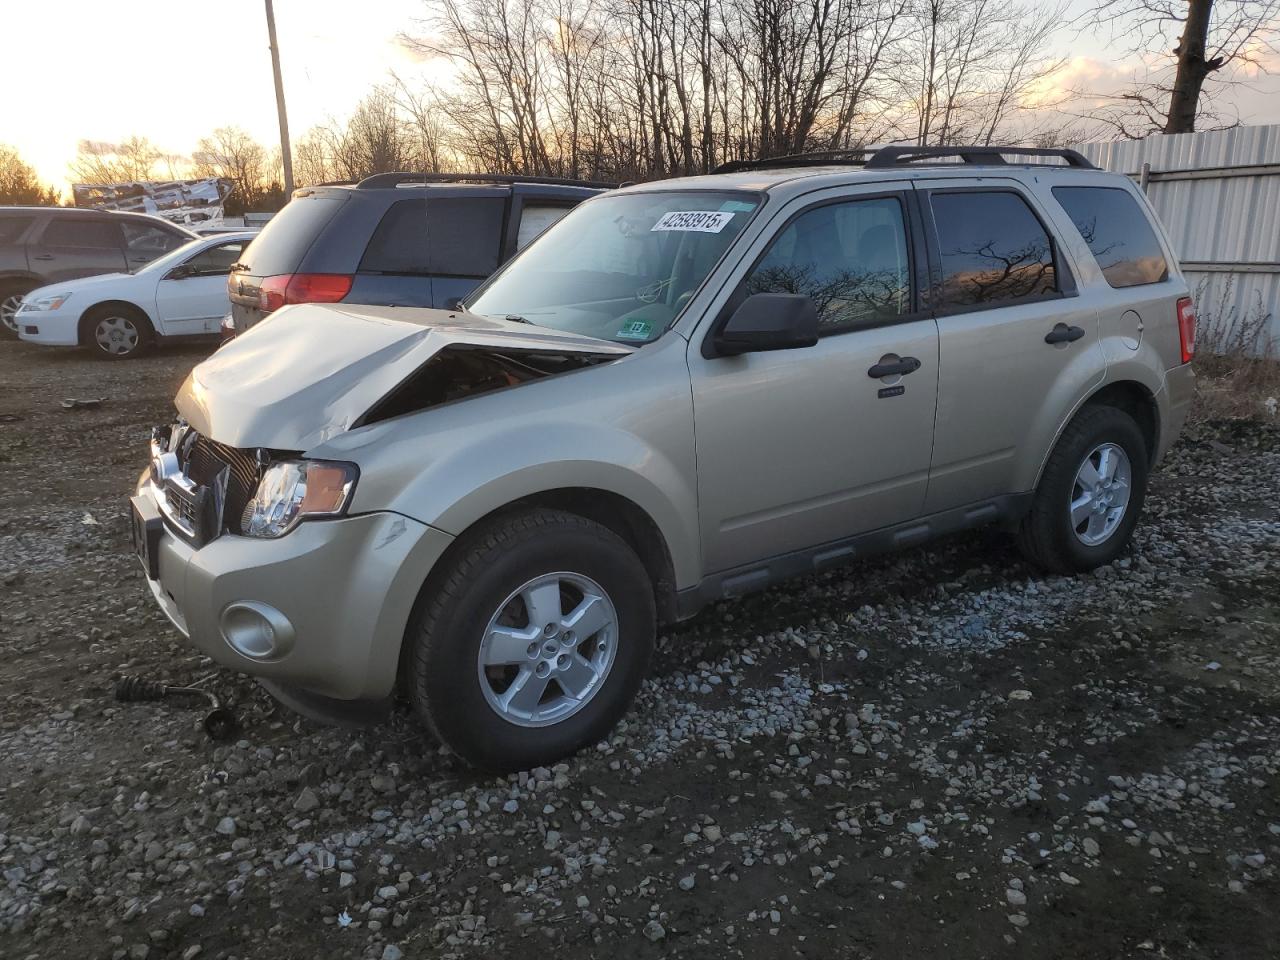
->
[114,675,238,741]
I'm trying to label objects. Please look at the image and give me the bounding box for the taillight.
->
[257,273,353,314]
[1176,296,1196,364]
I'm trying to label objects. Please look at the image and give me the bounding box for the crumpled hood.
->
[176,303,632,449]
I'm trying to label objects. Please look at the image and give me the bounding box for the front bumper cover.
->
[135,477,453,701]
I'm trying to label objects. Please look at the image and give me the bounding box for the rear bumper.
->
[1156,362,1196,463]
[136,479,454,701]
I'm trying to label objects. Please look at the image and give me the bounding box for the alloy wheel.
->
[1,294,23,334]
[1069,442,1132,546]
[476,571,618,727]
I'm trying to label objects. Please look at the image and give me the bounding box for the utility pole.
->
[265,0,295,196]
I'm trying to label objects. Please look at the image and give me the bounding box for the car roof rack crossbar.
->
[865,145,1096,169]
[355,171,618,190]
[712,149,871,174]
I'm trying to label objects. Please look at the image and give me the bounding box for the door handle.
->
[32,254,54,260]
[1045,323,1085,344]
[867,356,922,379]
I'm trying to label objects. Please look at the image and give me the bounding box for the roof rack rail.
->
[712,149,871,175]
[355,171,618,190]
[865,145,1095,169]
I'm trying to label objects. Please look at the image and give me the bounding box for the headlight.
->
[20,293,72,312]
[243,460,358,538]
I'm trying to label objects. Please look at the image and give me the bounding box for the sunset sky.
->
[4,0,1280,192]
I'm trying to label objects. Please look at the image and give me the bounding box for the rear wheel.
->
[1016,405,1149,573]
[82,305,153,359]
[406,509,655,772]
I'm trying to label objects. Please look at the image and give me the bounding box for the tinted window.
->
[0,216,34,244]
[745,196,911,332]
[122,222,187,258]
[183,241,247,276]
[359,200,429,275]
[1053,186,1169,288]
[931,191,1056,308]
[41,218,122,249]
[428,197,503,276]
[235,195,345,275]
[517,203,572,249]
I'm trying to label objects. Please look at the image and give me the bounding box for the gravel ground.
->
[2,338,1279,960]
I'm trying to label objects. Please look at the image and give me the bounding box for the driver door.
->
[154,239,246,336]
[687,184,940,575]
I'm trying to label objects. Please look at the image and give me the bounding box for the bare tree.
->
[1081,0,1280,134]
[68,136,172,183]
[0,145,62,205]
[192,126,285,212]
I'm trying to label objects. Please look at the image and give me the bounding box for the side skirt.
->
[674,492,1033,620]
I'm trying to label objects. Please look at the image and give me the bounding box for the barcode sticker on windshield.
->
[651,211,735,233]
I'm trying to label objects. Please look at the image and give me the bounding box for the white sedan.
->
[16,232,257,359]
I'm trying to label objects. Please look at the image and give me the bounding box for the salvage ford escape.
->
[131,146,1196,772]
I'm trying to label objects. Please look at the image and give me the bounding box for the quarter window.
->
[930,191,1057,309]
[41,218,123,249]
[744,196,912,332]
[360,200,430,275]
[1052,186,1169,288]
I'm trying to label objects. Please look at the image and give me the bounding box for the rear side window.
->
[0,216,34,244]
[41,218,122,248]
[1053,186,1169,288]
[236,195,345,276]
[428,197,503,276]
[517,203,572,249]
[745,196,912,332]
[360,200,429,274]
[122,222,187,258]
[930,191,1057,309]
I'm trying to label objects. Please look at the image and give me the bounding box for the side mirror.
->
[712,292,819,357]
[166,264,194,280]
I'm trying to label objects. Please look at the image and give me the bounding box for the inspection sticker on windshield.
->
[651,211,735,233]
[617,318,653,340]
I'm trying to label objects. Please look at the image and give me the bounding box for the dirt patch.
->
[2,337,1279,960]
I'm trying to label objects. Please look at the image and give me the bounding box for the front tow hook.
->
[114,675,239,741]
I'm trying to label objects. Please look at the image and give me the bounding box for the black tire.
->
[80,304,154,360]
[0,282,35,339]
[1017,404,1149,573]
[406,508,656,772]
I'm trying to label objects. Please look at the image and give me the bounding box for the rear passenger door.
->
[26,217,128,282]
[918,179,1104,513]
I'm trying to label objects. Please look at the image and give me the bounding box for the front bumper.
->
[15,309,78,345]
[134,477,453,701]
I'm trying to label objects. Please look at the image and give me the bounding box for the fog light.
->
[219,601,296,661]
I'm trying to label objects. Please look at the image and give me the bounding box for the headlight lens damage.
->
[243,459,358,538]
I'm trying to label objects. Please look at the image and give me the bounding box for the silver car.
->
[130,146,1196,771]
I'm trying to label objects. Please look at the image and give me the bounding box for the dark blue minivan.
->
[226,173,610,331]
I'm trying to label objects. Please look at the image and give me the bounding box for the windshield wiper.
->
[504,314,532,325]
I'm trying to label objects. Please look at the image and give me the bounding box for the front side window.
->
[744,196,912,332]
[516,203,573,249]
[0,216,34,245]
[931,191,1057,309]
[1053,186,1169,288]
[468,190,759,344]
[182,241,247,276]
[122,222,187,258]
[42,218,122,248]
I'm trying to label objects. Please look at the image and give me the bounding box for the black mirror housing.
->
[712,292,819,357]
[167,264,193,280]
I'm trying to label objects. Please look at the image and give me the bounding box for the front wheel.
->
[1,285,33,339]
[405,509,656,772]
[83,305,153,359]
[1016,404,1150,573]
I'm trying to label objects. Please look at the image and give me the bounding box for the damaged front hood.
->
[176,303,632,449]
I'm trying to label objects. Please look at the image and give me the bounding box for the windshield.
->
[468,190,759,344]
